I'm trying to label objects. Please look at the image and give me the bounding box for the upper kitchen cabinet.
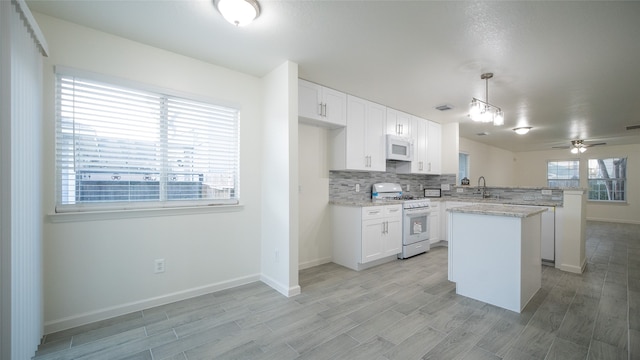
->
[298,79,347,128]
[427,121,442,174]
[330,95,386,171]
[397,117,441,175]
[386,108,412,137]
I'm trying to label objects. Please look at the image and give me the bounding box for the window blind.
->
[55,71,240,212]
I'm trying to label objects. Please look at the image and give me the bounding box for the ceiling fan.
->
[552,140,606,153]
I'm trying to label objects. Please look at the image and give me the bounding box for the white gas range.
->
[372,183,431,259]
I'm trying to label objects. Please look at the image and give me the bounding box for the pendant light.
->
[469,73,504,126]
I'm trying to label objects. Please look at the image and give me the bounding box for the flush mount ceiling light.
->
[513,127,532,135]
[216,0,260,27]
[570,140,587,154]
[469,73,504,126]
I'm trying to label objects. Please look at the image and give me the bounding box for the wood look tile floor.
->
[35,221,639,360]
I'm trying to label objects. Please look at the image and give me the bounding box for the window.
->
[459,153,469,184]
[547,160,579,188]
[55,70,240,212]
[588,157,627,201]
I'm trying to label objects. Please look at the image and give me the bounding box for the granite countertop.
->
[329,199,403,207]
[447,203,548,218]
[445,197,562,207]
[330,198,561,208]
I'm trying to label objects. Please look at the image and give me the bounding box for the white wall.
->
[515,144,640,224]
[298,124,332,269]
[36,14,267,333]
[459,137,517,186]
[260,61,300,297]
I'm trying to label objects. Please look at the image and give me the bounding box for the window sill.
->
[47,203,245,223]
[587,200,628,205]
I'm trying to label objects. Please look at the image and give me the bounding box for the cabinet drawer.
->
[362,206,384,220]
[384,204,402,217]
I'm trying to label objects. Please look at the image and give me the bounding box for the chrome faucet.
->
[478,176,487,198]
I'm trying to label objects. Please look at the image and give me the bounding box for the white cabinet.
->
[429,201,441,243]
[362,205,402,263]
[332,204,402,271]
[397,117,441,175]
[386,108,412,137]
[298,79,346,128]
[331,95,386,171]
[427,121,442,174]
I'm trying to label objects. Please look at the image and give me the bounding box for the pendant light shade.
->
[469,73,504,127]
[217,0,260,27]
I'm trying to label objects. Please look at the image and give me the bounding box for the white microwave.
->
[386,135,413,161]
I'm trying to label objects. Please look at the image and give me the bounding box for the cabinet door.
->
[426,121,441,174]
[386,108,411,136]
[365,102,387,171]
[322,87,347,127]
[430,212,440,242]
[345,95,368,170]
[298,79,322,121]
[362,219,384,263]
[413,117,428,173]
[384,217,402,256]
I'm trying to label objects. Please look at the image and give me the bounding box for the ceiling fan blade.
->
[551,146,570,149]
[584,142,607,147]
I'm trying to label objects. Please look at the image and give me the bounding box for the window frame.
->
[547,160,580,188]
[54,67,241,213]
[459,152,470,185]
[587,157,627,203]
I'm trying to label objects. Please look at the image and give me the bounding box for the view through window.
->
[588,157,627,201]
[547,160,580,188]
[55,71,240,212]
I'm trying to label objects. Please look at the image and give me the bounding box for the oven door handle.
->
[404,209,430,216]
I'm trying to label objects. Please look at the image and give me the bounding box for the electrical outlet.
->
[456,188,464,193]
[154,259,165,274]
[541,189,552,195]
[419,184,424,191]
[355,184,360,192]
[406,184,410,191]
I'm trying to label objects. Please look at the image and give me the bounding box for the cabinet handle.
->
[428,162,431,172]
[318,103,322,116]
[386,221,389,234]
[400,124,403,134]
[322,103,327,117]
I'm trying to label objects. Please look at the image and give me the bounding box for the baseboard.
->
[260,273,301,297]
[298,257,332,270]
[558,262,584,274]
[586,217,640,225]
[43,273,261,334]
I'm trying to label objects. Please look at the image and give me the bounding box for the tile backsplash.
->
[329,161,456,202]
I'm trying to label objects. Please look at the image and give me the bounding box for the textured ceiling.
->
[27,0,640,152]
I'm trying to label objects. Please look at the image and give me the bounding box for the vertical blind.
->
[1,0,48,358]
[55,71,240,212]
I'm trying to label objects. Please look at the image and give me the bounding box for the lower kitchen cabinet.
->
[429,201,440,243]
[332,204,402,271]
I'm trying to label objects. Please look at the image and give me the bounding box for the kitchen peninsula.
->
[447,204,547,313]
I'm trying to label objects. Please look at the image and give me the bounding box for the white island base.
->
[448,204,546,313]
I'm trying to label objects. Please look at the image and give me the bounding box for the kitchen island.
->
[447,204,547,313]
